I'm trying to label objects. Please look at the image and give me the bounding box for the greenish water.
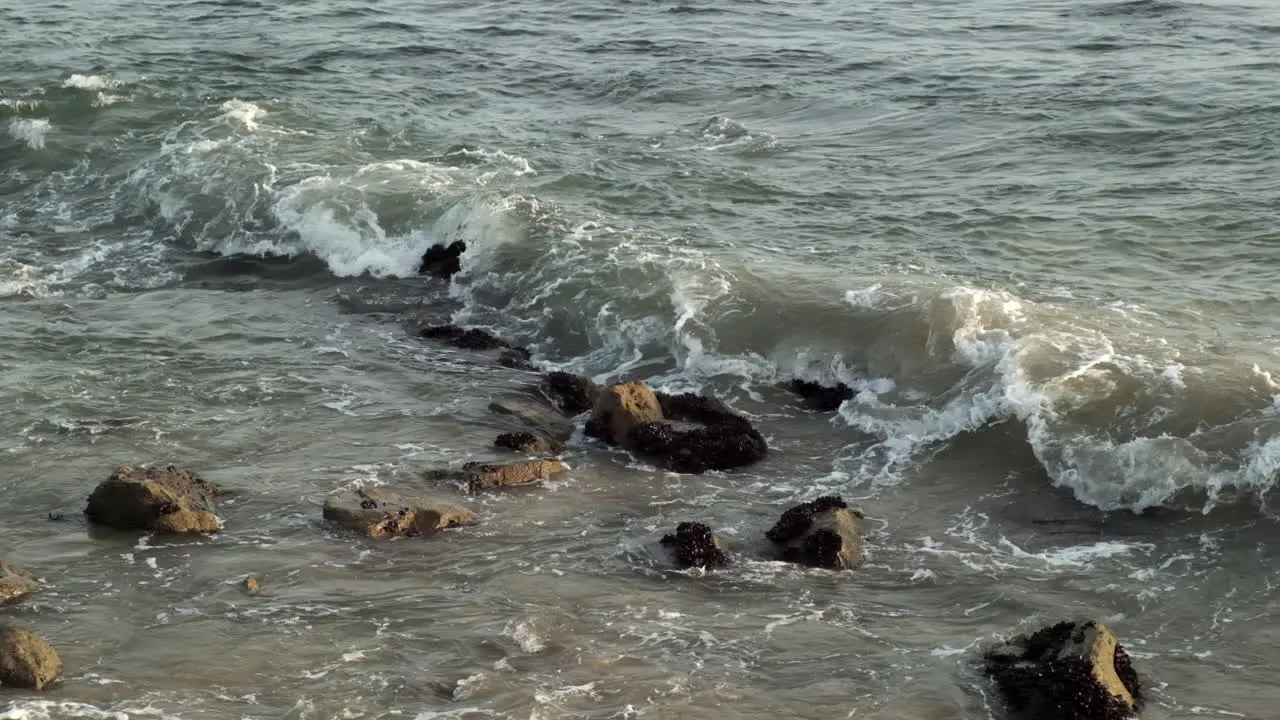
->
[2,0,1280,717]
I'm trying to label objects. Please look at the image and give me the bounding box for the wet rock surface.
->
[0,562,40,604]
[498,347,537,371]
[420,324,513,352]
[489,395,576,442]
[786,379,855,411]
[586,381,665,449]
[85,465,224,534]
[494,431,563,455]
[542,371,598,416]
[766,496,864,569]
[417,240,466,278]
[660,522,730,569]
[0,626,61,690]
[984,620,1141,720]
[428,459,568,493]
[323,487,475,538]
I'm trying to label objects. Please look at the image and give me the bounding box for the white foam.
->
[63,74,120,90]
[93,92,126,107]
[504,620,546,653]
[8,118,50,150]
[220,99,266,131]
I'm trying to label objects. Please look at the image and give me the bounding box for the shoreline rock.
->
[426,459,568,493]
[490,395,576,442]
[586,381,665,450]
[0,627,61,690]
[786,379,854,411]
[660,522,730,569]
[984,620,1141,720]
[766,496,864,569]
[323,487,475,538]
[0,562,40,605]
[85,465,224,534]
[418,240,466,278]
[494,431,563,455]
[542,371,598,416]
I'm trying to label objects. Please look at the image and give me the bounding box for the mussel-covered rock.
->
[984,620,1141,720]
[766,496,864,569]
[542,371,598,416]
[85,465,224,534]
[0,562,40,604]
[323,487,475,538]
[660,522,730,569]
[494,431,563,455]
[418,240,466,278]
[0,626,61,690]
[786,379,854,411]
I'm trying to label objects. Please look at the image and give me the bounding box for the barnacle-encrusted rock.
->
[418,240,466,278]
[0,562,40,604]
[85,465,223,534]
[660,522,730,569]
[766,496,864,569]
[786,379,854,411]
[458,459,568,492]
[984,620,1141,720]
[323,487,475,538]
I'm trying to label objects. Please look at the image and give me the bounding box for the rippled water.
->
[3,0,1280,717]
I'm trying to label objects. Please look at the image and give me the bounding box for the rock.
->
[786,379,854,411]
[766,496,864,570]
[0,627,61,690]
[489,395,576,442]
[428,459,569,493]
[660,522,730,569]
[494,431,563,455]
[418,240,466,278]
[0,562,39,604]
[420,324,511,351]
[323,487,475,538]
[85,465,223,534]
[542,371,598,416]
[498,347,537,371]
[242,576,260,596]
[984,620,1141,720]
[585,381,665,449]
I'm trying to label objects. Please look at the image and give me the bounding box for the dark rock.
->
[418,240,466,278]
[495,431,563,455]
[660,522,730,569]
[766,496,864,569]
[786,379,855,411]
[85,465,223,534]
[323,487,475,538]
[489,396,575,442]
[420,324,510,351]
[984,620,1141,720]
[0,627,61,690]
[585,381,665,449]
[628,420,767,474]
[498,347,537,371]
[542,371,598,416]
[427,459,569,493]
[0,562,40,604]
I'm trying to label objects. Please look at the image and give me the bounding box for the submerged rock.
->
[0,562,40,604]
[427,459,568,493]
[323,487,475,538]
[420,324,511,351]
[984,620,1141,720]
[585,381,665,449]
[660,522,730,569]
[85,465,223,534]
[494,431,563,455]
[542,371,598,416]
[490,395,576,442]
[766,496,864,569]
[0,627,61,690]
[786,379,854,411]
[418,240,466,278]
[498,347,537,372]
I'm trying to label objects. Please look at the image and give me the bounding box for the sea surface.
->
[2,0,1280,717]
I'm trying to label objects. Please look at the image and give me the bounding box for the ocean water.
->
[2,0,1279,716]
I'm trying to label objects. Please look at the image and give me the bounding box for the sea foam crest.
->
[8,118,50,150]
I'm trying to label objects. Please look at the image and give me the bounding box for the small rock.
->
[766,496,864,570]
[489,395,575,442]
[420,324,511,351]
[428,459,569,493]
[586,381,665,449]
[494,431,563,455]
[242,576,260,596]
[323,487,476,538]
[498,347,537,371]
[418,240,466,278]
[542,371,598,416]
[85,465,223,534]
[0,562,40,604]
[984,620,1141,720]
[786,379,854,411]
[660,522,730,569]
[0,627,61,690]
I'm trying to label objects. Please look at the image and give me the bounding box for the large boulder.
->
[323,487,475,538]
[0,627,61,690]
[984,620,1141,720]
[418,240,466,278]
[0,562,39,604]
[426,459,568,493]
[660,522,730,569]
[494,431,563,456]
[766,496,864,570]
[85,465,223,534]
[786,379,854,411]
[490,395,576,442]
[585,381,665,449]
[542,371,598,416]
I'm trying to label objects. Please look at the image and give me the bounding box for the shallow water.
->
[2,0,1280,717]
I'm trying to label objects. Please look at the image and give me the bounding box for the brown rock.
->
[323,487,475,538]
[586,381,664,449]
[0,562,40,604]
[494,431,563,455]
[462,459,568,492]
[542,371,598,416]
[766,496,864,570]
[984,620,1141,720]
[85,465,223,534]
[0,627,61,690]
[242,576,260,596]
